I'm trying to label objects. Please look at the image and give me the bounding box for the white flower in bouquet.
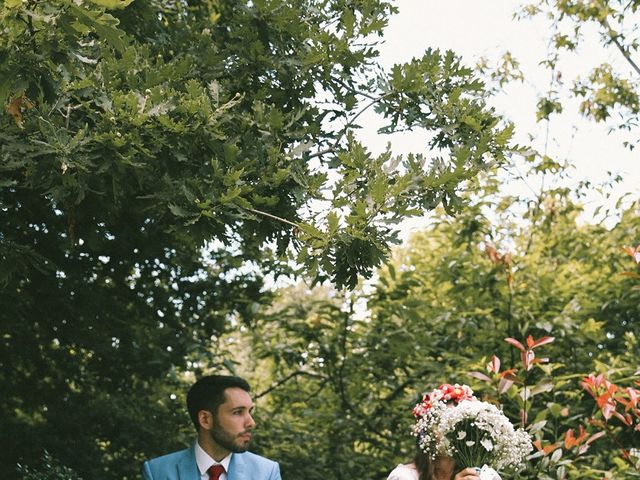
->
[437,400,532,472]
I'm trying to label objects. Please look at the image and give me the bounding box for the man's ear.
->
[198,410,214,431]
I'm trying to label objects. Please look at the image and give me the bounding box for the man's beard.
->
[209,424,251,453]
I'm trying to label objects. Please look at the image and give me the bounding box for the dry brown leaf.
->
[5,94,33,129]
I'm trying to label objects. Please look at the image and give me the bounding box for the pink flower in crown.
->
[439,383,475,403]
[412,399,432,418]
[413,383,475,418]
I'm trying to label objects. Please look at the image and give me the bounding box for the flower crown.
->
[412,383,476,418]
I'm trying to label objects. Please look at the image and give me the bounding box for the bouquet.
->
[413,384,532,479]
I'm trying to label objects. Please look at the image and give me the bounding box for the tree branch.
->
[602,18,640,77]
[307,91,395,160]
[255,369,327,399]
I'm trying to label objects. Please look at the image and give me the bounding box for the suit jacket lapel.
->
[228,453,246,480]
[177,444,200,480]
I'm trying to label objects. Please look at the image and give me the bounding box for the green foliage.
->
[240,159,640,479]
[4,1,638,480]
[477,52,525,90]
[536,96,563,121]
[574,64,640,121]
[17,451,84,480]
[517,0,640,143]
[0,0,511,289]
[0,0,514,478]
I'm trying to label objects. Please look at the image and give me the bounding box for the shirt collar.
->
[195,441,232,476]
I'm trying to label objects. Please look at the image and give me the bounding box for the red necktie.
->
[207,464,225,480]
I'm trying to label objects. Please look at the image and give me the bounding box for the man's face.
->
[208,387,256,454]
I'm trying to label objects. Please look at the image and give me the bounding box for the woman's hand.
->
[453,467,480,480]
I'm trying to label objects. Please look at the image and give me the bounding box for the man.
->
[142,375,281,480]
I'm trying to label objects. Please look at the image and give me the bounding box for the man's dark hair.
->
[186,375,251,431]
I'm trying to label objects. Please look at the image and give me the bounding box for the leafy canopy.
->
[0,0,512,478]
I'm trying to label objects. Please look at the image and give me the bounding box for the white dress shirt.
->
[195,441,232,480]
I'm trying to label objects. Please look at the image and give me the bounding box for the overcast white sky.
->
[357,0,639,239]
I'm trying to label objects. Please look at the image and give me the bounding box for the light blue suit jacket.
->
[142,445,281,480]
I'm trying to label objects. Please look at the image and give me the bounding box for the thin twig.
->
[523,40,556,256]
[303,378,330,402]
[333,76,379,101]
[245,207,299,229]
[307,91,395,160]
[307,146,336,160]
[602,18,640,77]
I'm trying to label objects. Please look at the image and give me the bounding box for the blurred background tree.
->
[2,1,639,479]
[235,159,639,479]
[0,0,511,478]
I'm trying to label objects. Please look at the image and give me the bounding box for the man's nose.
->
[245,412,256,429]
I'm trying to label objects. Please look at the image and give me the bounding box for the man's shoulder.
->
[146,447,192,467]
[142,447,196,480]
[234,451,279,468]
[232,452,281,479]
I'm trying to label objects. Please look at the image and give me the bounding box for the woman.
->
[388,383,482,480]
[387,450,480,480]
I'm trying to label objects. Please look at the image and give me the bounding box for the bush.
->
[17,451,84,480]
